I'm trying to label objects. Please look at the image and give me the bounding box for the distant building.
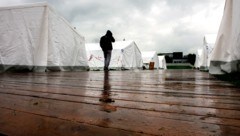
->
[172,52,187,63]
[173,52,183,59]
[158,52,192,64]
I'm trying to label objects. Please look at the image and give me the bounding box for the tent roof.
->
[0,2,82,39]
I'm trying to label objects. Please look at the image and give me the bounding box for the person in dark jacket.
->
[100,30,115,71]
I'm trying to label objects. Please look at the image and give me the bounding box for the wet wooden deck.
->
[0,70,240,136]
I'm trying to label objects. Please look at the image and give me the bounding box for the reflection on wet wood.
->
[0,70,240,136]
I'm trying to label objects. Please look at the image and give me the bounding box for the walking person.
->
[100,30,115,71]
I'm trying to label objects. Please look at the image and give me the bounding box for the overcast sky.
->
[0,0,225,54]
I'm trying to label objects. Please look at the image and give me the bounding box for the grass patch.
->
[167,65,193,69]
[167,63,193,69]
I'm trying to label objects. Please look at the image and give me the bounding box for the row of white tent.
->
[86,42,167,70]
[0,3,166,72]
[195,0,240,75]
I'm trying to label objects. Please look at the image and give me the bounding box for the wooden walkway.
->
[0,70,240,136]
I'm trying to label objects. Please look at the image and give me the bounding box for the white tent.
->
[209,0,240,74]
[0,3,89,72]
[199,34,217,71]
[141,51,159,69]
[158,56,167,69]
[194,49,204,69]
[86,41,143,70]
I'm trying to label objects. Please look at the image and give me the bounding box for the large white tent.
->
[141,51,159,69]
[86,41,143,70]
[158,56,167,69]
[209,0,240,74]
[0,3,89,72]
[199,34,217,71]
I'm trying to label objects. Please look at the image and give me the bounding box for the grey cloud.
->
[166,0,208,8]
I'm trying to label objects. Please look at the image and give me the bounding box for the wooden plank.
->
[0,83,239,104]
[0,77,240,97]
[0,108,148,136]
[1,89,240,126]
[1,83,240,111]
[0,71,239,96]
[0,93,240,136]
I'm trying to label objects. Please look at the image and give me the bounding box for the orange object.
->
[149,62,155,70]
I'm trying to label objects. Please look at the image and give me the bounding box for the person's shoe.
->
[104,67,109,71]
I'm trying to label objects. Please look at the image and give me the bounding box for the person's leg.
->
[105,50,112,69]
[103,51,108,70]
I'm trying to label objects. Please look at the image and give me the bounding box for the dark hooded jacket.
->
[100,30,115,51]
